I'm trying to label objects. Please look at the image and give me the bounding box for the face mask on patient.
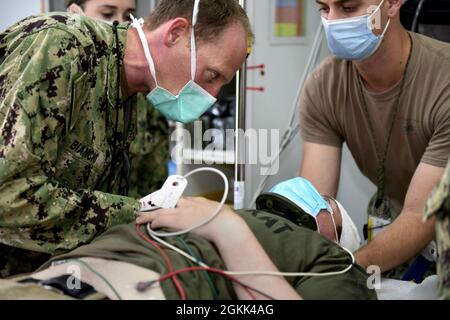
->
[256,177,362,252]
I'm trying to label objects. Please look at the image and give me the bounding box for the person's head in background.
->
[66,0,136,23]
[317,0,405,63]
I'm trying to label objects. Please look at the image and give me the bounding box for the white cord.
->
[146,167,229,238]
[147,222,355,278]
[146,227,210,268]
[225,246,355,278]
[145,166,354,279]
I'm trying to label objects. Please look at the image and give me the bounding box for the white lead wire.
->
[146,167,355,279]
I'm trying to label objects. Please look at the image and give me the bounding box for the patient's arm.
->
[136,197,301,300]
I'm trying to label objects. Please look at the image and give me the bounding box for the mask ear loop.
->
[322,195,340,244]
[130,14,159,87]
[330,209,339,244]
[315,217,321,234]
[67,3,86,15]
[190,0,201,81]
[367,0,391,38]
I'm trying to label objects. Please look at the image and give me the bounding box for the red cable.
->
[156,266,257,300]
[246,64,265,70]
[135,224,187,300]
[246,86,265,92]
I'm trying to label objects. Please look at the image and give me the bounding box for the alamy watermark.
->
[367,4,383,30]
[366,265,382,290]
[171,121,281,176]
[66,264,82,290]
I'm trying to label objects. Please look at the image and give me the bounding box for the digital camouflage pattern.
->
[0,13,168,278]
[424,158,450,300]
[128,94,169,199]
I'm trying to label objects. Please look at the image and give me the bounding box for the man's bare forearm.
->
[355,209,435,272]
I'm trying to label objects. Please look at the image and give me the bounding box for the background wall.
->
[49,0,154,17]
[0,0,46,31]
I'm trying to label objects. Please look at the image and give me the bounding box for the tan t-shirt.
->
[300,32,450,205]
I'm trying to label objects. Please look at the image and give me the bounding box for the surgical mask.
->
[130,0,217,124]
[269,178,332,218]
[334,199,362,252]
[321,0,391,61]
[67,4,115,25]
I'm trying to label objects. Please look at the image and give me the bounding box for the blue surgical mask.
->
[131,0,217,124]
[269,177,331,218]
[321,0,391,61]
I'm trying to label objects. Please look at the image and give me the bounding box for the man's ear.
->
[386,0,403,18]
[67,3,85,15]
[164,18,190,47]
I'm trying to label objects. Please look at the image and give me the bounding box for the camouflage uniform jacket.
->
[0,13,167,276]
[128,93,169,199]
[424,158,450,299]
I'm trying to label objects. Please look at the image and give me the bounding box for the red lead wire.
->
[135,224,187,300]
[155,266,257,300]
[246,87,265,92]
[135,224,258,300]
[246,64,265,71]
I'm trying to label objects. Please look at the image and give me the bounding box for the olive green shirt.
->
[48,210,377,300]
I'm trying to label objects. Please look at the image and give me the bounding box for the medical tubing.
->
[176,236,220,299]
[412,0,427,32]
[146,164,354,279]
[152,266,281,300]
[148,221,356,278]
[146,167,229,237]
[136,224,187,299]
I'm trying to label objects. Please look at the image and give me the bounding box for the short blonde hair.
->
[145,0,254,47]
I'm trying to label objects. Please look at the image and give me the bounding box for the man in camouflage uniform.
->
[64,0,170,200]
[424,158,450,299]
[0,0,252,278]
[128,94,169,199]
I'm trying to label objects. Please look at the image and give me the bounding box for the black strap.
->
[358,33,414,209]
[19,275,97,299]
[95,21,132,196]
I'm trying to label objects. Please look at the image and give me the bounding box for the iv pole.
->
[234,0,247,209]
